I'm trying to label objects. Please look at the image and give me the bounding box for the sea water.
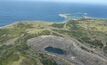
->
[0,1,107,26]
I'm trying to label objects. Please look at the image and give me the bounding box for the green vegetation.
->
[51,23,64,28]
[0,18,107,65]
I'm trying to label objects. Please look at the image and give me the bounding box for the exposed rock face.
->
[27,35,107,65]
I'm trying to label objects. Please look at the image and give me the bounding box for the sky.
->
[1,0,107,5]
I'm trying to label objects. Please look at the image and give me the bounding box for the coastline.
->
[0,22,19,29]
[1,14,107,29]
[0,20,65,29]
[0,14,67,29]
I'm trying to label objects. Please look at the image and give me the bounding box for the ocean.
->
[0,1,107,26]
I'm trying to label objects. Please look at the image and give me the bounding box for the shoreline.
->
[0,14,67,29]
[0,20,66,29]
[0,22,19,29]
[1,13,107,29]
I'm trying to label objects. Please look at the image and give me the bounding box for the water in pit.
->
[45,47,65,55]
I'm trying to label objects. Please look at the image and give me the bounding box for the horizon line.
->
[0,0,107,6]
